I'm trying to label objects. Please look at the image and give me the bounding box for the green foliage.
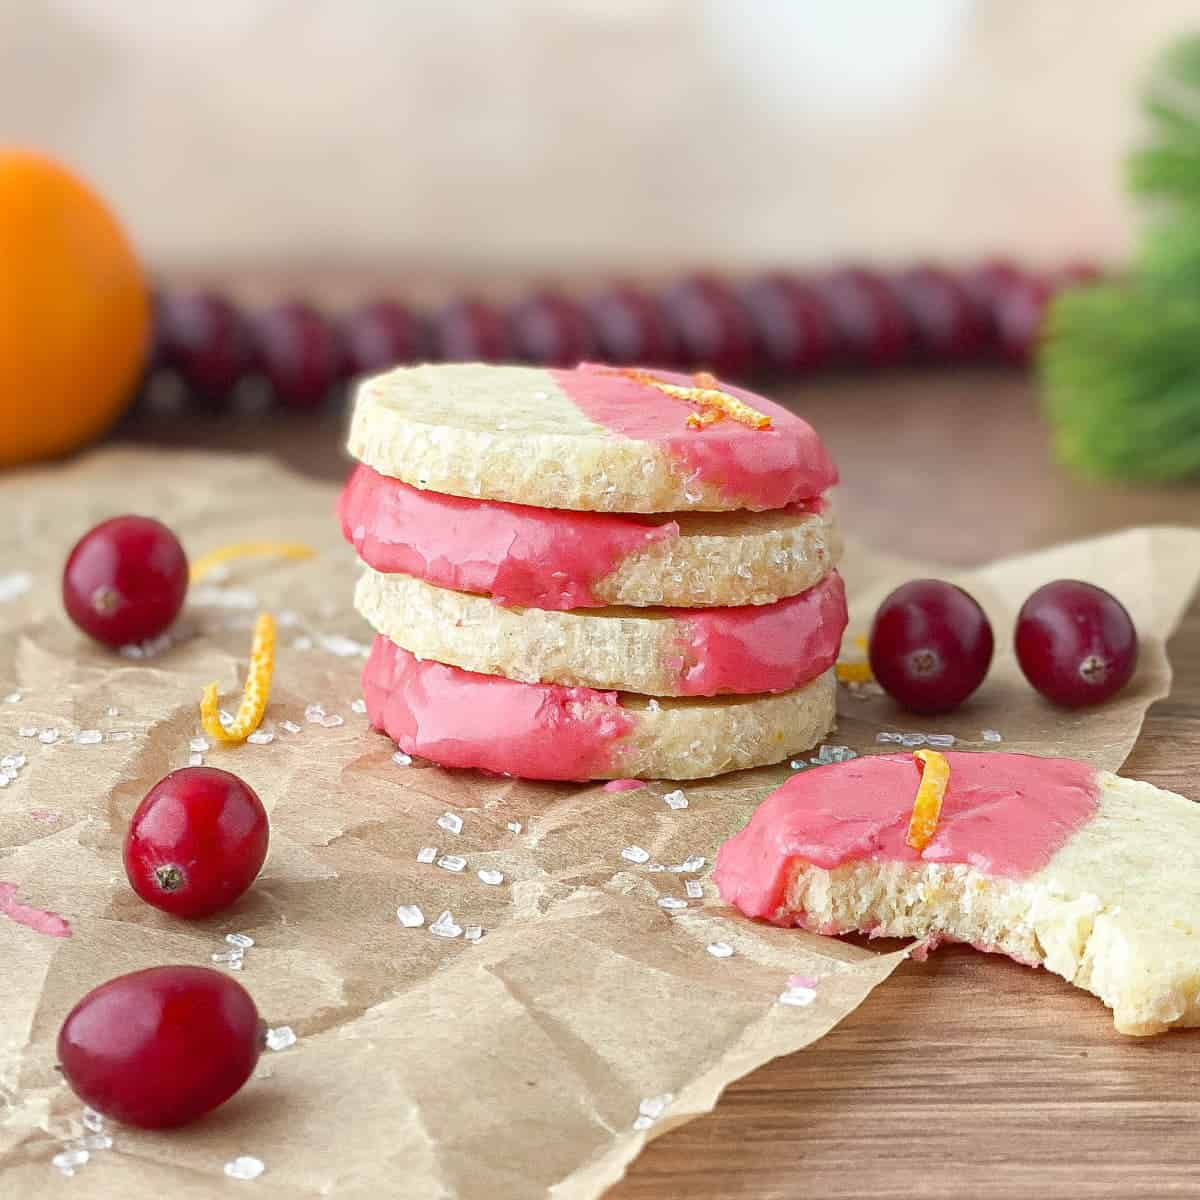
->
[1040,34,1200,480]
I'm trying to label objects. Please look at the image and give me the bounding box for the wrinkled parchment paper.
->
[0,450,1197,1200]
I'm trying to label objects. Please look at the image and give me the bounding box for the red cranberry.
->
[254,300,344,410]
[660,274,756,377]
[1015,580,1138,708]
[893,266,985,362]
[341,300,428,376]
[508,290,595,366]
[819,268,913,367]
[586,285,678,366]
[58,966,264,1128]
[158,290,252,409]
[739,273,836,373]
[124,767,269,918]
[63,516,188,648]
[869,579,994,714]
[992,275,1053,365]
[431,298,513,362]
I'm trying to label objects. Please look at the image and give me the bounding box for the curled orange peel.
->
[616,368,772,431]
[200,612,276,744]
[835,660,874,684]
[906,749,950,851]
[189,540,316,584]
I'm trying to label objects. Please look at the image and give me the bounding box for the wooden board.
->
[122,362,1200,1199]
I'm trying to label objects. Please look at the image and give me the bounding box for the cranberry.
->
[586,284,678,366]
[58,966,264,1128]
[341,299,428,376]
[431,298,513,362]
[158,290,252,409]
[124,767,269,918]
[1015,580,1138,708]
[254,300,344,410]
[63,516,188,648]
[660,274,756,377]
[869,579,994,714]
[739,273,836,373]
[819,268,913,367]
[893,266,985,362]
[508,290,595,366]
[991,275,1053,364]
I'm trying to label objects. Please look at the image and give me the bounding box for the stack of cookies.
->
[338,362,847,781]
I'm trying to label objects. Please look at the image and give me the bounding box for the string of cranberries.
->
[868,577,1138,714]
[144,262,1099,412]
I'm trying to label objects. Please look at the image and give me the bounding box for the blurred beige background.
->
[3,0,1197,272]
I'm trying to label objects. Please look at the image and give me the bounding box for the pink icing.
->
[362,637,635,782]
[0,882,72,938]
[603,779,646,792]
[713,752,1100,922]
[338,464,678,609]
[786,973,819,990]
[675,571,846,696]
[553,364,838,510]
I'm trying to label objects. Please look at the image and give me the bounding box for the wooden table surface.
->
[121,364,1200,1199]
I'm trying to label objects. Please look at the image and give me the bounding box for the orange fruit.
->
[0,149,150,468]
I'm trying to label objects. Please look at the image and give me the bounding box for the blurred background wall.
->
[3,0,1198,273]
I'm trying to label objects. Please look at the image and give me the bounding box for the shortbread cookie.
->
[714,751,1200,1036]
[363,637,837,781]
[355,566,847,697]
[339,463,842,609]
[347,362,837,512]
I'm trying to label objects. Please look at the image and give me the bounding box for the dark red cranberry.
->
[57,966,264,1128]
[869,579,994,714]
[124,767,269,918]
[819,267,913,367]
[893,266,986,362]
[739,273,836,373]
[586,285,678,366]
[991,275,1053,364]
[253,300,344,410]
[1015,580,1138,708]
[508,290,595,366]
[63,516,188,648]
[158,291,252,409]
[660,274,756,377]
[431,298,513,362]
[341,300,428,376]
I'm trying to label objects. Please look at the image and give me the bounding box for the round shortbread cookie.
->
[347,362,837,512]
[355,566,847,697]
[339,463,842,609]
[363,635,837,781]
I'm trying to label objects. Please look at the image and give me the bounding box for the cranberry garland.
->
[147,263,1097,412]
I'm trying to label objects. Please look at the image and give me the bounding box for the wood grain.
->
[118,359,1200,1199]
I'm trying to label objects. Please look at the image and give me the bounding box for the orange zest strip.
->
[835,660,874,684]
[905,749,950,851]
[616,368,772,431]
[189,541,317,584]
[200,612,276,744]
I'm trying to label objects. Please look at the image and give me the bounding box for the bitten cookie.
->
[363,637,837,781]
[339,463,842,609]
[714,750,1200,1036]
[354,566,847,697]
[347,362,837,512]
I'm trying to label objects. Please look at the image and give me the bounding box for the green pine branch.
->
[1040,33,1200,481]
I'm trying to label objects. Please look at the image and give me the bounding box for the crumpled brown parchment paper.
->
[0,450,1197,1200]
